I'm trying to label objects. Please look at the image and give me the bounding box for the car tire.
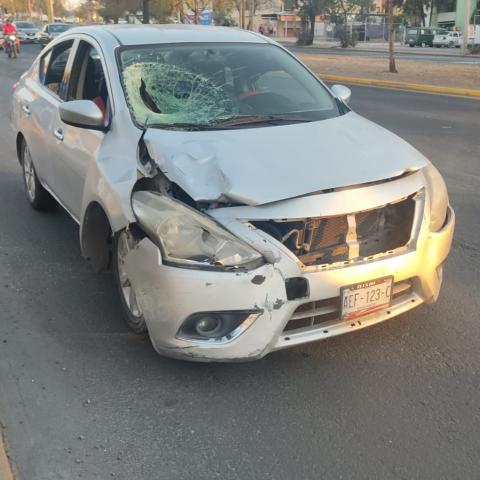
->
[113,230,148,333]
[21,139,57,210]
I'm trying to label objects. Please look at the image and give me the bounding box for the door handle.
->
[53,128,64,142]
[22,104,30,116]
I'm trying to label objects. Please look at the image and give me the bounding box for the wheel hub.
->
[117,232,143,318]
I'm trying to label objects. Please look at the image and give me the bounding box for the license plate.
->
[341,276,393,320]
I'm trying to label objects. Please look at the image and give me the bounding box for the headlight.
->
[132,191,264,270]
[423,163,448,231]
[9,35,16,41]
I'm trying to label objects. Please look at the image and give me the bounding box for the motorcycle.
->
[4,34,19,59]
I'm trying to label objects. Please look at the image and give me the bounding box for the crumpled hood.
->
[143,112,429,206]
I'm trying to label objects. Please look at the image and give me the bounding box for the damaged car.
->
[11,25,455,361]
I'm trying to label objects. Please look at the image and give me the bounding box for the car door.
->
[22,40,74,192]
[49,39,111,220]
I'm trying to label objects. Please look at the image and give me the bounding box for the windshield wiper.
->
[145,115,313,131]
[144,122,220,131]
[213,115,314,127]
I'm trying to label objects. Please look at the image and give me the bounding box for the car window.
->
[42,40,74,97]
[67,41,110,124]
[49,24,71,33]
[39,50,52,84]
[17,22,35,28]
[119,43,341,129]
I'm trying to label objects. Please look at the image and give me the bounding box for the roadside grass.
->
[299,53,480,91]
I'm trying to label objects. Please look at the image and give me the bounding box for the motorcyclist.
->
[2,18,20,54]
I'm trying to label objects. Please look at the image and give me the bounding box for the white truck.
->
[433,31,462,48]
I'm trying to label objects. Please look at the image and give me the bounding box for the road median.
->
[298,52,480,98]
[319,74,480,97]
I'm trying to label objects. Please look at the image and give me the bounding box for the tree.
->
[99,0,130,23]
[323,0,373,47]
[297,0,333,45]
[402,0,429,26]
[149,0,182,22]
[212,0,237,25]
[231,0,271,29]
[384,0,404,73]
[387,0,397,72]
[74,0,99,21]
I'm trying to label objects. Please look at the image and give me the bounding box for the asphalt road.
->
[1,45,480,480]
[284,43,480,64]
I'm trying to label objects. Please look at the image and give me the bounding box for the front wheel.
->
[21,140,57,210]
[113,230,147,333]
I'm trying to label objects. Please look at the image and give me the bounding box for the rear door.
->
[20,40,74,192]
[49,38,111,219]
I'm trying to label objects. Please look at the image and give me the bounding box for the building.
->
[429,0,479,31]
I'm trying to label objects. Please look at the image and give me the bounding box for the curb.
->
[320,74,480,98]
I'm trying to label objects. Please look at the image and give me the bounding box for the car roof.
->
[68,24,269,46]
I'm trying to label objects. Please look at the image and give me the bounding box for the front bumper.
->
[125,206,455,362]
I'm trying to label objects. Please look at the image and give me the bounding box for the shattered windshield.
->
[119,43,342,130]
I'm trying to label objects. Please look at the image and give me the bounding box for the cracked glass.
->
[119,43,341,130]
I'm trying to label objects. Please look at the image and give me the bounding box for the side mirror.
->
[331,84,352,105]
[59,100,106,131]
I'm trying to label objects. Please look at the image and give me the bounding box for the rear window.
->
[407,29,418,34]
[17,22,36,28]
[49,24,71,33]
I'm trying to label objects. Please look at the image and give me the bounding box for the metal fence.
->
[312,21,406,44]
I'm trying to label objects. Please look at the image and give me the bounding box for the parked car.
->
[433,31,462,48]
[11,25,455,362]
[35,23,72,45]
[405,26,447,47]
[15,21,39,43]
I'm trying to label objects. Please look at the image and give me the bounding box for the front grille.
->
[284,279,414,333]
[252,194,417,267]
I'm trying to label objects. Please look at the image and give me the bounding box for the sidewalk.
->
[276,37,480,57]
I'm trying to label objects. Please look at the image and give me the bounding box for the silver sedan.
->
[11,25,455,361]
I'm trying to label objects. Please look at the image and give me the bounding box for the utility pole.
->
[241,0,245,28]
[461,0,471,54]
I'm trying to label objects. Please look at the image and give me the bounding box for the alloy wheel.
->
[23,145,36,202]
[116,231,143,318]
